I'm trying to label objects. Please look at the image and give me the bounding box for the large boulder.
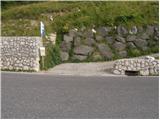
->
[113,42,126,51]
[133,39,148,50]
[139,33,150,40]
[74,37,81,46]
[115,35,126,43]
[60,41,72,52]
[60,51,69,61]
[105,36,114,44]
[69,29,77,37]
[73,45,94,56]
[84,38,96,46]
[95,35,104,42]
[117,25,128,36]
[127,42,136,49]
[97,44,113,59]
[96,27,111,37]
[146,25,154,36]
[126,35,136,42]
[63,35,73,42]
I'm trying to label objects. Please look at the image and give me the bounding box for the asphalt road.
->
[1,72,159,119]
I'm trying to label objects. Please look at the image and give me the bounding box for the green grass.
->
[2,2,80,20]
[52,1,159,33]
[127,48,141,57]
[2,1,158,36]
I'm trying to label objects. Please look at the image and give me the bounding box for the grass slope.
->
[2,1,158,36]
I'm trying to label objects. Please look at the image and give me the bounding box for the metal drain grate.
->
[125,70,140,76]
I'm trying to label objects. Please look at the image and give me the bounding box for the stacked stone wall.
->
[0,37,42,71]
[113,58,159,76]
[60,25,159,62]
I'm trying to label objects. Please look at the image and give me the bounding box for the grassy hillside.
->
[2,1,158,36]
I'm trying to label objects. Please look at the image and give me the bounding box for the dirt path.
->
[43,53,159,76]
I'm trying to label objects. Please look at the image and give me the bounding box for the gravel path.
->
[44,53,159,76]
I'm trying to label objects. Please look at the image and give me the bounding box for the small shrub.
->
[40,43,61,70]
[127,49,141,57]
[114,15,135,25]
[56,33,63,45]
[150,45,159,53]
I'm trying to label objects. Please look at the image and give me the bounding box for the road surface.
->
[1,72,159,119]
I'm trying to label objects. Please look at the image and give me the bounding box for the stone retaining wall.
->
[60,25,159,62]
[0,37,42,71]
[113,58,159,76]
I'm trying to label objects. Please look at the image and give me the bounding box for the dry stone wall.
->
[0,37,42,71]
[113,57,159,76]
[60,25,159,62]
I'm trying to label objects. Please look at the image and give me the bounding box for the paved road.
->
[1,72,159,119]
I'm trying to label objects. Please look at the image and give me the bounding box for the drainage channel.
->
[125,70,140,76]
